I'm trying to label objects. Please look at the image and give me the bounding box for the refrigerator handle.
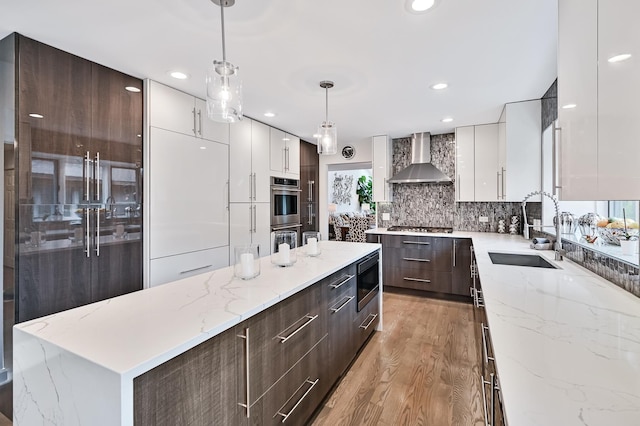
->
[85,208,91,258]
[94,152,101,201]
[84,151,91,202]
[95,208,100,256]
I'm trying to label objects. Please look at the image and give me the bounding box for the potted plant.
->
[356,176,374,213]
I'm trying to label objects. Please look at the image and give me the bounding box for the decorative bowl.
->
[598,227,639,245]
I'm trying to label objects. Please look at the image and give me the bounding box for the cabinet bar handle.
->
[553,125,562,195]
[403,277,431,283]
[237,328,250,418]
[276,314,318,343]
[490,373,496,426]
[84,151,91,201]
[402,240,430,245]
[501,167,506,200]
[329,274,354,289]
[496,171,500,199]
[360,313,378,330]
[252,173,257,201]
[403,257,430,262]
[95,208,100,256]
[192,107,197,135]
[330,296,354,313]
[253,205,257,233]
[248,173,253,200]
[308,180,314,202]
[85,208,91,258]
[480,372,491,426]
[308,204,313,225]
[95,152,100,201]
[481,323,494,365]
[271,224,303,231]
[452,240,457,267]
[197,109,202,136]
[179,264,213,275]
[276,377,319,422]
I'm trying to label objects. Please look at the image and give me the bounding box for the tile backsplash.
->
[387,134,538,233]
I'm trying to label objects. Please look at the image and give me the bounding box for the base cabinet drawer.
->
[249,335,330,426]
[385,269,452,293]
[240,283,325,405]
[353,293,380,350]
[149,246,229,287]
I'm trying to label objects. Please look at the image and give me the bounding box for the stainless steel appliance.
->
[356,251,380,311]
[271,177,301,227]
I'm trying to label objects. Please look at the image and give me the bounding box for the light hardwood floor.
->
[312,291,484,426]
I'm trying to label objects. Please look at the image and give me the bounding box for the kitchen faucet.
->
[522,191,565,261]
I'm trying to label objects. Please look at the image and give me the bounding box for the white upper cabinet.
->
[558,0,640,200]
[372,135,392,202]
[502,100,542,201]
[269,127,300,178]
[455,126,475,202]
[229,119,253,202]
[474,124,500,201]
[251,120,271,202]
[148,80,228,144]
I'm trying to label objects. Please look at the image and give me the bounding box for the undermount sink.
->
[488,252,558,269]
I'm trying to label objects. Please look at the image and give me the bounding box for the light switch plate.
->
[479,216,489,223]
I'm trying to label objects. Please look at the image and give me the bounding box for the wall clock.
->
[341,145,356,160]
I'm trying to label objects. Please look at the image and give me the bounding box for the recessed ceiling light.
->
[200,146,207,150]
[562,104,577,109]
[313,133,321,139]
[412,0,435,12]
[125,86,141,93]
[441,117,453,123]
[29,113,44,119]
[431,83,448,90]
[283,137,290,141]
[169,71,189,80]
[264,112,276,118]
[608,53,632,63]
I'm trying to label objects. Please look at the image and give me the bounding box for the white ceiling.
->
[0,0,558,143]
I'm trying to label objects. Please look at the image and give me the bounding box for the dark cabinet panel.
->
[134,325,243,426]
[324,266,357,380]
[299,140,319,235]
[451,238,473,296]
[14,35,143,323]
[353,292,380,350]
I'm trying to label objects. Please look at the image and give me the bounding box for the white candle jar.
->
[302,231,321,257]
[272,230,297,267]
[234,244,260,280]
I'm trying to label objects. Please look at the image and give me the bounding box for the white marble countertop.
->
[14,241,379,378]
[369,228,640,425]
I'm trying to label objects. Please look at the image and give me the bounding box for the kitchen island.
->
[14,241,381,425]
[367,229,640,425]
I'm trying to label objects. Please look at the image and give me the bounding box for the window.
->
[608,201,639,222]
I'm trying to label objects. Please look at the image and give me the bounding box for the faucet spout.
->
[522,191,564,261]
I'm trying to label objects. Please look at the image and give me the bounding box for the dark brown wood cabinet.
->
[12,34,143,323]
[133,252,380,426]
[300,140,319,235]
[377,234,473,297]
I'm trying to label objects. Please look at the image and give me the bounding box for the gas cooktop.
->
[387,226,454,234]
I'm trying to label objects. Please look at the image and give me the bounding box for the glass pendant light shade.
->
[317,80,337,155]
[206,60,243,123]
[317,121,337,155]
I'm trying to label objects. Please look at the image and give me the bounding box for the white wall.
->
[319,137,373,238]
[327,168,372,213]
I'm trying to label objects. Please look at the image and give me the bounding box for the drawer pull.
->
[480,372,493,426]
[403,257,430,262]
[329,274,354,289]
[481,323,494,365]
[359,313,378,330]
[275,377,319,422]
[179,264,213,275]
[402,240,430,245]
[237,328,250,418]
[403,277,431,283]
[276,314,318,343]
[330,295,354,313]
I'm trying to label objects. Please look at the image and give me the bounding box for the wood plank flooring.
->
[312,291,484,426]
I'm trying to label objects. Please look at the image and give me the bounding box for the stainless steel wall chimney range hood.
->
[387,132,452,184]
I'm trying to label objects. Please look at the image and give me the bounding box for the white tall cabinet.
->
[455,126,475,201]
[558,0,640,200]
[372,135,392,202]
[229,118,272,259]
[145,80,230,287]
[455,124,499,202]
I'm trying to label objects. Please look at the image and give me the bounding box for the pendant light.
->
[317,81,337,155]
[206,0,243,123]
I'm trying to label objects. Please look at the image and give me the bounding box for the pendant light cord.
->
[325,87,329,123]
[220,0,227,62]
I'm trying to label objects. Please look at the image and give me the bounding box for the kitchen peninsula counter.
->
[368,228,640,425]
[14,241,380,425]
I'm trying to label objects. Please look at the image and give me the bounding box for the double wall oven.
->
[270,177,302,240]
